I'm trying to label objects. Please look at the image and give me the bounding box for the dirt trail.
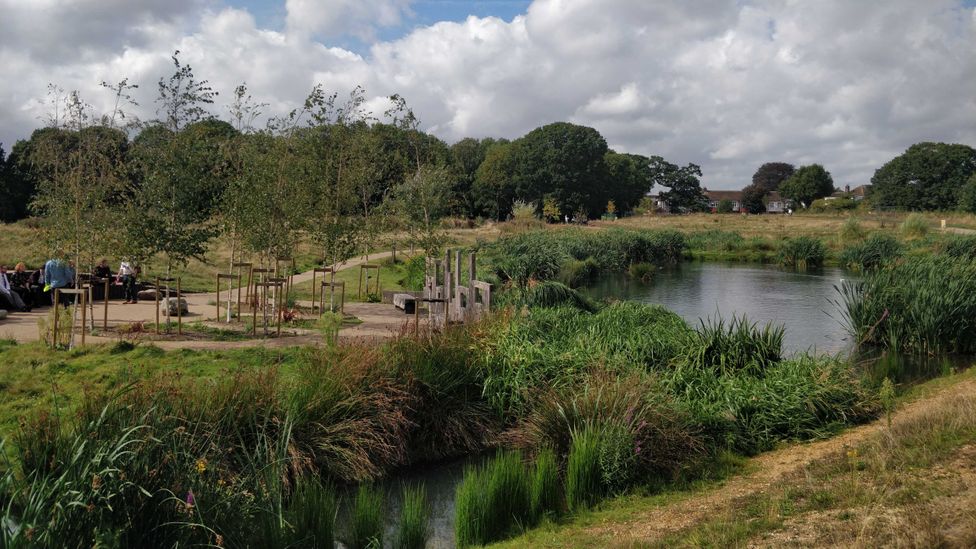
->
[585,376,976,545]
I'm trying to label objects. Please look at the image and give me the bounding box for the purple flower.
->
[635,445,642,455]
[186,491,196,506]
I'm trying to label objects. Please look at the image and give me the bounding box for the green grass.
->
[348,484,385,549]
[394,484,430,549]
[455,451,532,547]
[566,427,603,512]
[777,236,827,268]
[838,233,903,271]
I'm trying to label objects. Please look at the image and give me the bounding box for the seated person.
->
[28,267,46,307]
[0,265,29,312]
[44,258,74,307]
[93,259,112,280]
[9,263,34,308]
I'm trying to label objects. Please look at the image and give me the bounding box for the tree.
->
[449,137,499,217]
[958,173,976,214]
[742,162,794,213]
[472,142,517,221]
[125,52,224,272]
[716,199,734,213]
[871,142,976,211]
[779,164,834,209]
[390,165,453,258]
[652,157,708,212]
[511,122,609,217]
[605,152,655,213]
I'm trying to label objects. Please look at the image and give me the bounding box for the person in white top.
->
[117,260,138,304]
[0,265,29,311]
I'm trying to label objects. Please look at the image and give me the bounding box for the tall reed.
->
[348,484,384,549]
[529,447,561,522]
[394,484,430,549]
[454,451,531,547]
[778,236,827,268]
[566,426,603,512]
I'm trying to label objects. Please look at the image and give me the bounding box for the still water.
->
[582,262,854,356]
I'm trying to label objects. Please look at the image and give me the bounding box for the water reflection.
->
[582,262,854,355]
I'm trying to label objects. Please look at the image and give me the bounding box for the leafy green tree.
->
[0,144,28,222]
[652,157,708,212]
[472,142,517,221]
[390,165,453,258]
[716,199,735,213]
[450,137,502,217]
[512,122,609,217]
[779,164,834,209]
[605,152,655,213]
[871,142,976,211]
[742,162,794,213]
[958,173,976,214]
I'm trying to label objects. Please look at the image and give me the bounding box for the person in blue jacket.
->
[44,257,75,307]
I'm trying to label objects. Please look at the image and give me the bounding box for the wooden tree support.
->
[358,264,381,299]
[232,262,253,315]
[155,277,182,336]
[215,273,241,323]
[254,279,285,337]
[51,288,88,347]
[319,280,345,314]
[311,267,334,313]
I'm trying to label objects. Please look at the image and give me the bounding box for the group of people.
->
[0,258,142,315]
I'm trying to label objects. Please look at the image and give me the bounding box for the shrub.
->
[394,484,430,549]
[566,427,603,512]
[716,199,735,213]
[348,484,384,549]
[454,451,531,547]
[839,233,903,271]
[899,213,930,238]
[497,280,598,313]
[778,236,827,268]
[810,197,856,212]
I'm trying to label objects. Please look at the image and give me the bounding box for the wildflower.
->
[846,449,858,460]
[91,474,102,490]
[195,458,208,474]
[186,490,196,508]
[217,478,226,487]
[215,534,224,547]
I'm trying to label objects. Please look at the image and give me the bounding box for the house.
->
[704,190,744,212]
[764,191,790,213]
[644,193,670,213]
[826,184,871,201]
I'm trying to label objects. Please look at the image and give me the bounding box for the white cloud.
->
[1,0,975,190]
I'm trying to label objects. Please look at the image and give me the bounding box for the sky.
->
[1,0,975,189]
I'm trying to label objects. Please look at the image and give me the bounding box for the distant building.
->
[704,190,744,212]
[826,184,871,201]
[764,191,790,213]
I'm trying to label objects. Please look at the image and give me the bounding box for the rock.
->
[160,297,189,315]
[0,309,7,320]
[137,289,157,301]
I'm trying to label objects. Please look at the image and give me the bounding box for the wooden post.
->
[80,288,87,345]
[52,288,60,347]
[215,273,221,320]
[103,278,109,330]
[468,252,476,323]
[176,278,182,336]
[392,243,396,264]
[154,277,160,335]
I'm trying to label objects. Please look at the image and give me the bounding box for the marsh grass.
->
[778,236,827,268]
[899,213,930,239]
[940,234,976,260]
[497,280,598,312]
[557,257,600,287]
[839,233,903,271]
[684,315,784,374]
[394,484,430,549]
[529,447,561,522]
[348,484,384,549]
[454,451,532,547]
[566,426,603,512]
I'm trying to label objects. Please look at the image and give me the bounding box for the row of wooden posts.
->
[49,276,183,347]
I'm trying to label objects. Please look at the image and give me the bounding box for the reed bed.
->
[839,233,903,271]
[778,236,827,268]
[394,484,430,549]
[348,484,384,549]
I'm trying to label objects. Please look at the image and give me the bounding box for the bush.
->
[941,235,976,260]
[682,315,784,375]
[348,484,384,549]
[557,256,599,287]
[899,213,930,238]
[627,262,655,282]
[839,233,903,271]
[716,199,735,213]
[840,216,867,242]
[778,236,827,268]
[566,427,603,512]
[394,485,430,549]
[810,197,857,212]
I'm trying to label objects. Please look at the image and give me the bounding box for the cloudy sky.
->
[1,0,975,189]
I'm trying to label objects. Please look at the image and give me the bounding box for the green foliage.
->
[472,142,518,221]
[839,216,867,242]
[683,316,784,375]
[349,484,384,549]
[716,198,735,213]
[627,261,655,282]
[958,173,976,213]
[809,197,856,212]
[871,142,976,211]
[941,235,976,260]
[391,165,454,258]
[557,256,600,287]
[741,162,795,213]
[777,236,827,267]
[394,484,430,549]
[566,427,603,512]
[839,233,903,271]
[529,447,561,523]
[498,280,598,312]
[899,213,930,238]
[653,158,708,213]
[841,257,976,354]
[779,164,834,208]
[454,451,531,547]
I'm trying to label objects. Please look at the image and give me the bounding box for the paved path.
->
[0,251,414,349]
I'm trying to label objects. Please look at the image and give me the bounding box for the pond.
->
[582,262,854,356]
